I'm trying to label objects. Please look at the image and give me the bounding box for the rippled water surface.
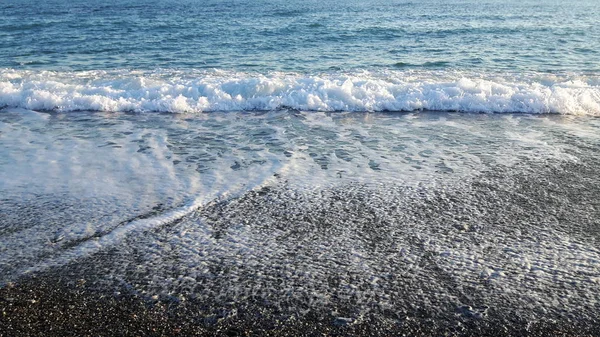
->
[1,0,599,73]
[1,0,600,114]
[2,109,600,334]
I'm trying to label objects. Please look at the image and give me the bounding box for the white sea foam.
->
[0,109,285,278]
[1,69,599,115]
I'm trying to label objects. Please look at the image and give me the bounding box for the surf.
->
[1,69,599,115]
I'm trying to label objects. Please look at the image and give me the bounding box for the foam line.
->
[1,69,599,115]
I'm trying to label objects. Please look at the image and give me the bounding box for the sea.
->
[1,0,599,335]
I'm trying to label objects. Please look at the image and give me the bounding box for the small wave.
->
[392,62,412,68]
[1,69,599,115]
[422,61,451,68]
[18,198,204,277]
[393,61,452,69]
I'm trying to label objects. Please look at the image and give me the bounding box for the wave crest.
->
[1,69,599,115]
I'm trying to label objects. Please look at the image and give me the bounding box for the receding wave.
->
[1,69,599,115]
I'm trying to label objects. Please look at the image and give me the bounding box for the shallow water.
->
[1,109,598,278]
[1,109,599,333]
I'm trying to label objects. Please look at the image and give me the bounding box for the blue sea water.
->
[2,0,600,73]
[1,0,599,114]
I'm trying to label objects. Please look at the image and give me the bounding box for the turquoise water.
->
[2,0,600,73]
[1,0,599,114]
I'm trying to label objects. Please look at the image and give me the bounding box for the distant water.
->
[1,0,599,114]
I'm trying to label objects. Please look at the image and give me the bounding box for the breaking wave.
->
[1,69,599,115]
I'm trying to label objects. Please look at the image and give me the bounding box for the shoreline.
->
[1,112,599,336]
[3,154,600,336]
[2,274,599,336]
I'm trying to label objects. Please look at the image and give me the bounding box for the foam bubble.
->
[1,69,599,115]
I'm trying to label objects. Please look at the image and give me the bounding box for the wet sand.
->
[2,144,600,336]
[1,276,597,336]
